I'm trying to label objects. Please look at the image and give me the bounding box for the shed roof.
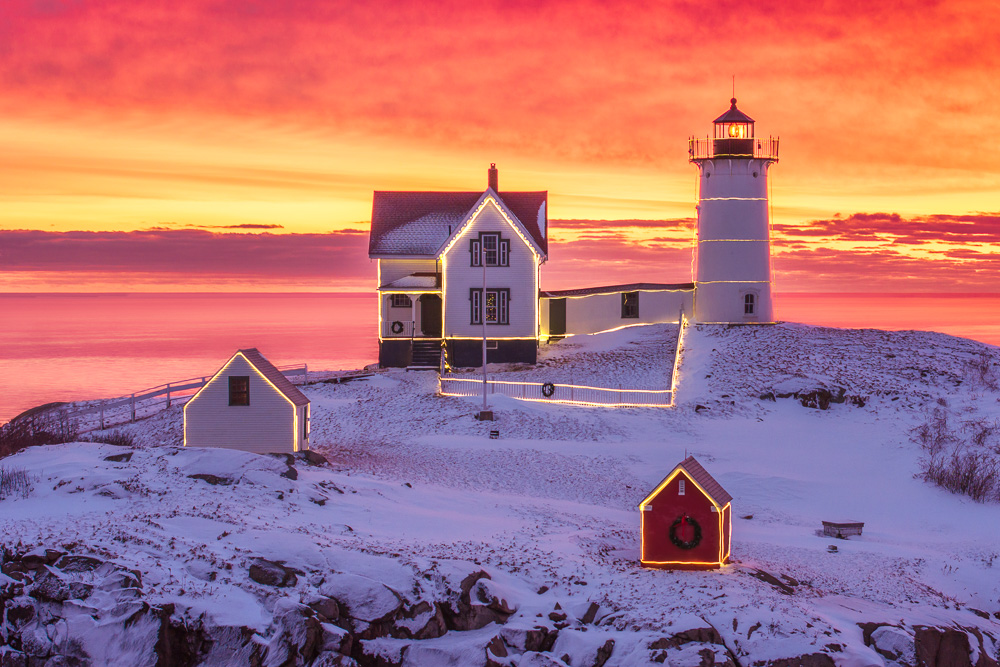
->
[542,282,694,298]
[641,456,733,508]
[238,348,310,407]
[369,190,548,257]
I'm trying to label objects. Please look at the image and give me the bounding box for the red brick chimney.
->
[488,163,498,191]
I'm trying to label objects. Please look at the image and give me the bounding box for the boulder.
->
[870,626,915,665]
[103,452,133,463]
[264,601,323,667]
[765,654,836,667]
[499,625,557,653]
[441,571,517,632]
[649,627,724,650]
[28,570,93,603]
[914,627,980,667]
[53,555,104,574]
[594,638,615,667]
[299,450,329,466]
[187,473,233,486]
[249,558,301,588]
[308,596,343,623]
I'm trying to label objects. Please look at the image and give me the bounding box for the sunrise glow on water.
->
[4,292,1000,424]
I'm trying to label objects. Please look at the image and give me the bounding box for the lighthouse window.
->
[621,291,639,319]
[744,293,756,315]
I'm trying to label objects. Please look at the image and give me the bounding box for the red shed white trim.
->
[639,456,733,569]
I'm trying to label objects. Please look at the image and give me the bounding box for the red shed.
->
[639,456,733,569]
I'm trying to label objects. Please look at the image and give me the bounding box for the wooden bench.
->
[822,520,864,538]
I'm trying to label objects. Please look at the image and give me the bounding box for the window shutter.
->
[470,289,481,324]
[470,240,481,266]
[499,290,509,324]
[499,240,509,267]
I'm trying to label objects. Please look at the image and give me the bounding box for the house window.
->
[470,288,510,324]
[679,479,686,496]
[470,233,510,267]
[229,376,250,406]
[744,293,756,315]
[621,291,639,318]
[390,294,412,308]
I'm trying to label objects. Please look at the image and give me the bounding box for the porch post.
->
[410,294,417,337]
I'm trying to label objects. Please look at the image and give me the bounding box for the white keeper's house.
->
[368,98,778,368]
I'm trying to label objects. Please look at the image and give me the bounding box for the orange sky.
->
[1,0,998,293]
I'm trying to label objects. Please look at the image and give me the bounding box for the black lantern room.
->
[712,98,754,157]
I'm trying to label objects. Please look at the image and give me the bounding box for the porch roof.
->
[379,273,441,290]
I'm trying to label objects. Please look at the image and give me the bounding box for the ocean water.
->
[0,293,377,424]
[2,292,1000,424]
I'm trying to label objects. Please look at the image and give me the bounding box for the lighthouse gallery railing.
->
[688,136,779,161]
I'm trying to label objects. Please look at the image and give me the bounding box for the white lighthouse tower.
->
[690,98,779,323]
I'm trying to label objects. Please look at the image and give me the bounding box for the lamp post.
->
[481,241,488,414]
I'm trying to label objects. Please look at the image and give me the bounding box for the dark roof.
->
[713,98,755,124]
[676,456,733,506]
[369,191,548,257]
[239,348,310,407]
[541,282,694,298]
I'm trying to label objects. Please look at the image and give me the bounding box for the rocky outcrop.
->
[767,379,867,410]
[858,622,1000,667]
[4,546,998,667]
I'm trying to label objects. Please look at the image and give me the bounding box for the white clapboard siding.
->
[546,289,694,336]
[443,200,538,339]
[380,258,439,285]
[184,355,298,454]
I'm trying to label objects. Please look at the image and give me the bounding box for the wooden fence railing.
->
[36,364,308,435]
[439,375,673,407]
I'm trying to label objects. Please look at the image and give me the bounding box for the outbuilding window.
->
[679,479,686,496]
[229,376,250,406]
[621,291,639,318]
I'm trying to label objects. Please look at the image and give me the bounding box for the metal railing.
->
[34,364,308,434]
[439,375,673,408]
[688,136,779,161]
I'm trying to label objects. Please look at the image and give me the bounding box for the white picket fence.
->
[438,315,688,409]
[39,364,308,434]
[439,375,673,407]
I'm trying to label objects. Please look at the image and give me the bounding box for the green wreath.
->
[669,515,702,550]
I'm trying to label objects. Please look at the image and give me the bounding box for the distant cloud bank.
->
[3,212,1000,292]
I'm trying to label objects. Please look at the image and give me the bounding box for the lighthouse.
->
[690,99,779,323]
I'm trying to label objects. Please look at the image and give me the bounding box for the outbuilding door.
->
[419,295,442,337]
[549,298,566,336]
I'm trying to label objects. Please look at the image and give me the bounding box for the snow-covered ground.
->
[1,323,999,666]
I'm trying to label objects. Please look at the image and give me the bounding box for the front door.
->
[419,295,442,337]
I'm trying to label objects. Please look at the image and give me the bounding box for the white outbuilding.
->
[183,348,310,454]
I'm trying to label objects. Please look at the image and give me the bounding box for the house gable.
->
[440,195,540,340]
[639,456,732,510]
[437,190,545,260]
